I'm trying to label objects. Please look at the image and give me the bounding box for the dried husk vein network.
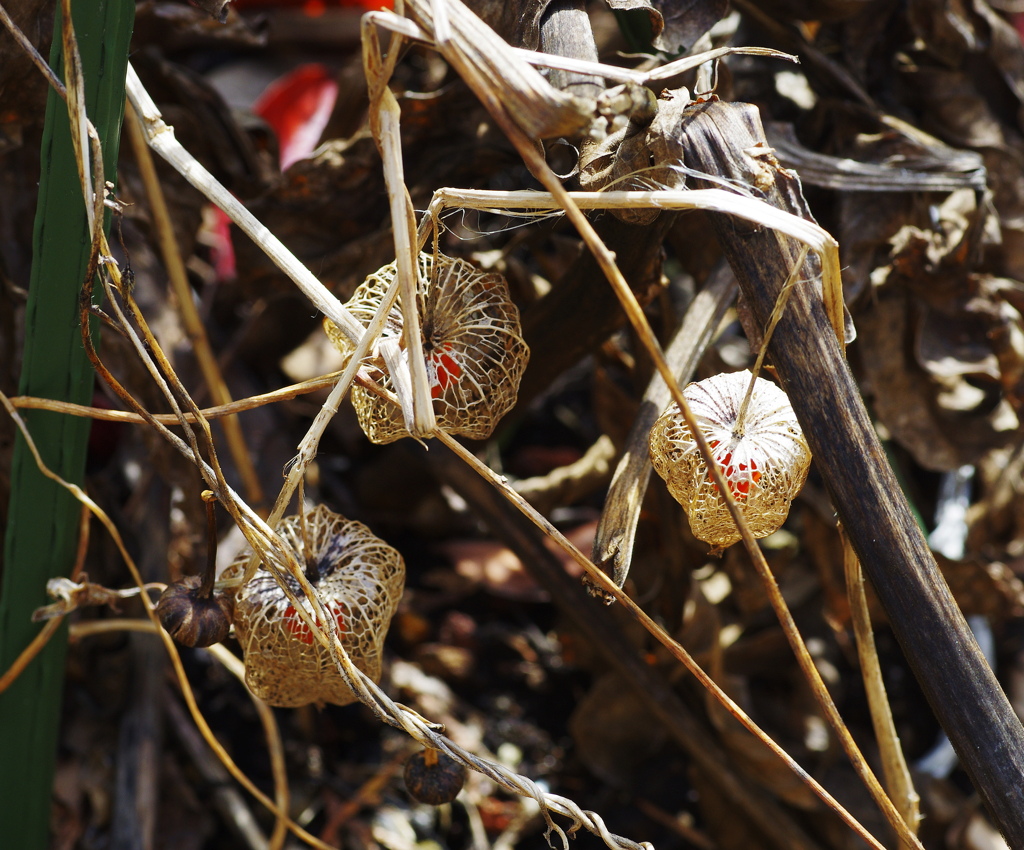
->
[224,505,405,707]
[650,370,811,548]
[325,251,529,444]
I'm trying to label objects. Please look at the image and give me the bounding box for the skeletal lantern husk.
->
[324,252,530,444]
[222,505,405,707]
[649,370,811,549]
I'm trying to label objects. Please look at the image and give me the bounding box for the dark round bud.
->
[404,748,467,805]
[156,576,232,648]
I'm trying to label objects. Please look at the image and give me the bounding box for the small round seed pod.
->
[324,252,529,444]
[222,505,405,708]
[156,576,233,648]
[404,748,467,805]
[649,370,811,549]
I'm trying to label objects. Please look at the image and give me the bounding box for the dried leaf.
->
[568,672,668,786]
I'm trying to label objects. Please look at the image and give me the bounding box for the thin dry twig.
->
[9,372,344,423]
[843,532,921,843]
[0,504,91,694]
[124,64,365,346]
[124,104,265,508]
[432,428,887,850]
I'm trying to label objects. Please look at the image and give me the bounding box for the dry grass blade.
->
[843,533,921,843]
[403,0,595,140]
[430,187,843,342]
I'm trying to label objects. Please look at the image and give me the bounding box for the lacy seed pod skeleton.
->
[223,505,405,707]
[325,251,529,444]
[650,370,811,549]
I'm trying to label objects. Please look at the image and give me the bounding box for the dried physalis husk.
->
[324,252,529,444]
[650,370,811,549]
[222,505,405,707]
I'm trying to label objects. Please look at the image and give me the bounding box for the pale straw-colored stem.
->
[735,244,811,433]
[844,532,921,844]
[124,64,365,346]
[125,104,265,507]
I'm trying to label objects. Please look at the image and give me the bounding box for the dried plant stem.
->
[0,504,90,695]
[266,273,403,531]
[0,3,65,94]
[57,0,103,237]
[124,64,365,346]
[70,620,162,639]
[843,533,921,843]
[124,104,265,507]
[433,428,886,850]
[363,18,435,437]
[10,372,344,423]
[93,262,226,499]
[431,188,841,316]
[422,67,913,846]
[208,644,290,850]
[735,244,810,430]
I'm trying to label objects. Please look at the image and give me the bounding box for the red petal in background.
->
[254,63,340,169]
[203,61,343,282]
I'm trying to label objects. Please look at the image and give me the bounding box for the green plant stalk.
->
[0,0,134,845]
